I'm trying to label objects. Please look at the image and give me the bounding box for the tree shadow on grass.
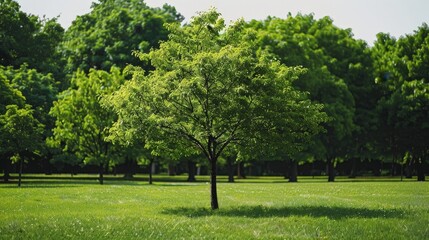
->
[162,205,407,220]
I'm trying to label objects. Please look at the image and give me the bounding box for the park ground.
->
[0,175,428,239]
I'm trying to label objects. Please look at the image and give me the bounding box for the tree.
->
[0,105,44,186]
[104,9,326,209]
[0,0,64,75]
[4,65,59,173]
[1,65,57,180]
[373,25,429,180]
[247,14,361,181]
[49,68,125,184]
[0,67,25,181]
[60,0,183,78]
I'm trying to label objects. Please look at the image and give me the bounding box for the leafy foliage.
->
[0,0,64,75]
[60,0,183,75]
[104,9,326,208]
[0,104,44,161]
[49,68,126,174]
[373,24,429,177]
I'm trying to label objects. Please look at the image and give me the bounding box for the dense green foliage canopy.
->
[61,0,183,75]
[0,0,428,188]
[0,0,64,75]
[49,68,125,183]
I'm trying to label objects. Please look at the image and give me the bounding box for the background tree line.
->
[1,0,428,186]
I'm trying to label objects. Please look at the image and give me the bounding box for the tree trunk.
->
[227,157,234,183]
[349,158,357,178]
[405,160,413,179]
[237,161,246,179]
[168,164,176,176]
[149,159,153,185]
[391,156,396,176]
[327,157,335,182]
[123,156,136,179]
[210,157,219,210]
[18,155,23,187]
[283,161,289,179]
[417,158,426,182]
[187,160,196,182]
[288,160,298,182]
[99,164,104,185]
[2,156,11,182]
[373,159,381,176]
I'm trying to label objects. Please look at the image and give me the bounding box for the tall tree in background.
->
[49,68,125,184]
[0,0,64,75]
[247,14,373,181]
[373,25,429,181]
[104,9,326,209]
[60,0,183,78]
[4,65,58,174]
[0,67,25,181]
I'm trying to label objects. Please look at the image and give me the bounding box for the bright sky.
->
[16,0,429,45]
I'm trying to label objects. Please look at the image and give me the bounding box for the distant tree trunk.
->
[42,154,52,175]
[349,158,357,178]
[123,156,136,179]
[151,161,156,175]
[391,153,398,176]
[2,156,11,182]
[18,155,23,187]
[237,162,246,179]
[327,157,335,182]
[372,159,381,176]
[288,160,298,182]
[149,158,154,185]
[283,161,289,179]
[227,156,234,183]
[416,158,426,182]
[405,159,413,179]
[168,164,176,176]
[187,160,196,182]
[210,156,219,210]
[99,164,104,185]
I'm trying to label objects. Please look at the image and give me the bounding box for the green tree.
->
[60,0,183,78]
[0,105,44,186]
[0,65,58,175]
[247,14,362,181]
[0,67,25,181]
[104,10,326,209]
[373,25,429,180]
[0,0,64,75]
[49,68,125,184]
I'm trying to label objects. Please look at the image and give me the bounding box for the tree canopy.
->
[0,0,64,75]
[60,0,183,76]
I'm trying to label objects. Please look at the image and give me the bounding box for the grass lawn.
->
[0,175,428,239]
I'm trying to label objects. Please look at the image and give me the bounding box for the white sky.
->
[15,0,429,45]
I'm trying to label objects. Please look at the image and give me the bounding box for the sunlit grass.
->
[0,175,427,239]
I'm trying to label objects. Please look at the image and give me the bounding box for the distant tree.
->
[103,9,326,209]
[0,68,25,181]
[373,25,429,181]
[49,68,125,184]
[0,0,64,75]
[247,14,364,181]
[0,65,56,180]
[60,0,183,79]
[0,105,44,186]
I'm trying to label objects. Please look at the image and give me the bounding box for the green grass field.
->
[0,175,428,239]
